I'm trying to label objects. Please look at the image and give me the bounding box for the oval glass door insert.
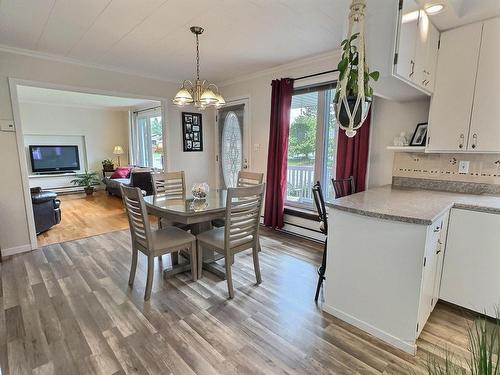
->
[221,112,242,188]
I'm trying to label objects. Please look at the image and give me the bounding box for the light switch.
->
[458,160,470,174]
[253,143,261,152]
[0,120,15,132]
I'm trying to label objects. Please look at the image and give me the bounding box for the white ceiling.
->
[0,1,498,84]
[17,85,159,110]
[0,0,350,83]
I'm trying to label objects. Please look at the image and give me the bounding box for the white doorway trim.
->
[215,95,252,189]
[8,77,166,251]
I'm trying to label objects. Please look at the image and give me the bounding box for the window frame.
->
[131,107,163,170]
[285,81,338,210]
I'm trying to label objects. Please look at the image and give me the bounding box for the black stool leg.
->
[315,238,327,302]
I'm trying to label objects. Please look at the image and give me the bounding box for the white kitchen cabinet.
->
[414,10,439,91]
[417,213,448,335]
[325,208,449,354]
[428,17,500,153]
[468,17,500,152]
[440,209,500,318]
[427,22,482,152]
[394,1,439,94]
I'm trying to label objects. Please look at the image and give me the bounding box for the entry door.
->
[217,104,247,189]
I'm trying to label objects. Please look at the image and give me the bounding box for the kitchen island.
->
[323,185,500,354]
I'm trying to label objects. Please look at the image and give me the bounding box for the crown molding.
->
[18,98,138,112]
[0,44,180,85]
[218,49,342,87]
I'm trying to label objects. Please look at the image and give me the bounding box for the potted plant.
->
[334,32,379,128]
[102,159,114,172]
[71,170,101,196]
[416,309,499,375]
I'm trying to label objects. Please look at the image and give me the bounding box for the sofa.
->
[31,187,62,234]
[103,169,154,197]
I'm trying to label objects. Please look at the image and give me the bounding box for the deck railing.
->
[286,165,315,203]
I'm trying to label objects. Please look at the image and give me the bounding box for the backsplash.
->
[393,152,500,185]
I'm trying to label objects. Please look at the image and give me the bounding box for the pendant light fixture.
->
[172,26,225,109]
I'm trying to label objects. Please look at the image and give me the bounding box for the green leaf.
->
[369,71,380,81]
[349,32,359,42]
[338,58,348,72]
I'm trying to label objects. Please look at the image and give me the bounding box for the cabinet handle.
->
[436,239,442,254]
[409,60,415,78]
[471,133,478,150]
[459,133,465,149]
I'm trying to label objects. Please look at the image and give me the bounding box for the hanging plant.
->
[334,0,379,137]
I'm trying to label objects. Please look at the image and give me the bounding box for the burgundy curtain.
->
[335,110,371,192]
[264,78,294,229]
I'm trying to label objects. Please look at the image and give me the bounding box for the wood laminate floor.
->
[1,228,474,375]
[37,190,131,247]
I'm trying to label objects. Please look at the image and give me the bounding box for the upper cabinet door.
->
[394,1,419,81]
[414,10,429,87]
[394,1,439,94]
[424,21,439,91]
[427,23,482,152]
[469,18,500,152]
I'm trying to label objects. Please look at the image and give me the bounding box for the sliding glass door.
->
[131,108,163,169]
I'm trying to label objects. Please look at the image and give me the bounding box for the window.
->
[286,83,337,207]
[131,108,163,169]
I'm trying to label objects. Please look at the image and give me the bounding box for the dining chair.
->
[152,171,190,230]
[212,170,264,228]
[197,183,265,299]
[120,185,197,301]
[152,171,186,198]
[331,176,356,198]
[312,181,328,302]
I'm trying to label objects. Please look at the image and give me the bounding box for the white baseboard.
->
[2,243,33,257]
[322,303,417,355]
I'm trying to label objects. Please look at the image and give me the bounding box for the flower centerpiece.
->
[191,182,209,200]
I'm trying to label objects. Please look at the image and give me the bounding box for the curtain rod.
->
[293,69,339,81]
[134,105,161,114]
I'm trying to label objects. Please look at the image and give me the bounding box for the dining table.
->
[144,189,228,279]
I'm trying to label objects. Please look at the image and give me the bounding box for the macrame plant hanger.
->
[336,0,371,138]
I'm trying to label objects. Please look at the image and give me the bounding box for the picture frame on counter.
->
[409,122,428,146]
[182,112,203,152]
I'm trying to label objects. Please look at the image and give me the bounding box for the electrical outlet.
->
[458,160,470,174]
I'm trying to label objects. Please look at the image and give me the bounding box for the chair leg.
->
[190,241,197,281]
[314,239,327,302]
[144,255,154,301]
[129,248,138,286]
[197,243,203,279]
[252,245,262,284]
[225,254,235,299]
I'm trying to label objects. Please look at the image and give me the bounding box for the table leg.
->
[189,221,227,279]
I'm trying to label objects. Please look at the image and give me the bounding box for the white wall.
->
[368,97,430,188]
[0,50,215,252]
[20,102,129,173]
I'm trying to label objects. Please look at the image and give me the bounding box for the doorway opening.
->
[10,81,163,248]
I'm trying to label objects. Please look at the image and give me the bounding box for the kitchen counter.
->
[326,185,500,225]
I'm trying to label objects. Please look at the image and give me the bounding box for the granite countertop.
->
[326,185,500,225]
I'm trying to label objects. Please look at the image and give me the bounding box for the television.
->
[29,145,80,173]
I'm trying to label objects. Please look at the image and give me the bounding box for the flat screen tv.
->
[29,145,80,173]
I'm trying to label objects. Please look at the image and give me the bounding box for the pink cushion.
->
[110,167,132,179]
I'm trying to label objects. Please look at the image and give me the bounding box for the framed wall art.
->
[182,112,203,152]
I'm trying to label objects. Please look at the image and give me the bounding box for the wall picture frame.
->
[409,122,428,146]
[182,112,203,152]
